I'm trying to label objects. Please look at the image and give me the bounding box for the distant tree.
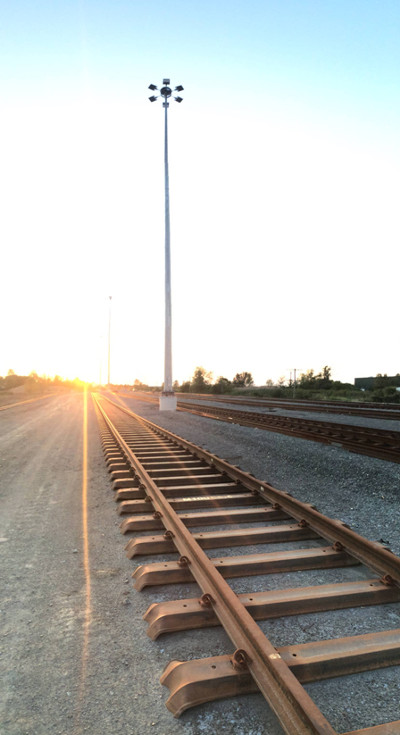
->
[191,367,213,393]
[7,369,15,376]
[374,373,388,389]
[212,376,232,394]
[173,380,180,391]
[277,376,286,387]
[180,381,191,393]
[297,366,333,390]
[299,369,315,388]
[265,379,274,387]
[322,366,331,381]
[315,365,332,389]
[232,372,254,387]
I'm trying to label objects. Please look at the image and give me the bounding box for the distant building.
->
[355,375,400,390]
[354,377,376,390]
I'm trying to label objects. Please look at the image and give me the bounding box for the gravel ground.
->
[119,393,400,554]
[1,392,399,735]
[177,395,400,432]
[0,392,57,409]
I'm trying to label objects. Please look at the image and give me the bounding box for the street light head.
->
[148,80,183,103]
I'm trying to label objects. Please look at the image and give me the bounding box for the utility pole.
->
[148,79,183,410]
[288,367,301,398]
[108,296,112,387]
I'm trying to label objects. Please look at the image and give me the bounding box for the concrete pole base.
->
[159,394,177,411]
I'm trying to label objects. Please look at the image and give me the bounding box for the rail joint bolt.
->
[178,556,190,567]
[199,593,215,607]
[333,541,344,552]
[231,649,251,670]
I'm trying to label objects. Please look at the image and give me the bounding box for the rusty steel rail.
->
[117,391,400,461]
[178,393,400,420]
[93,393,400,734]
[177,401,400,463]
[127,390,400,420]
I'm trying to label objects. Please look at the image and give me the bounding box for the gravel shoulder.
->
[1,392,399,735]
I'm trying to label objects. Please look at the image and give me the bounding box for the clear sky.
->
[1,0,399,386]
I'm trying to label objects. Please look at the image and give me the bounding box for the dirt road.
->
[1,393,183,735]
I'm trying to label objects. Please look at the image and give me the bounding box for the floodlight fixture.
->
[149,78,183,108]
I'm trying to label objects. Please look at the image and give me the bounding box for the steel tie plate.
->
[132,546,358,590]
[125,523,319,557]
[160,628,400,717]
[143,578,400,639]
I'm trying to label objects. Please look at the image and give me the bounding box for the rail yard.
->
[3,4,400,735]
[1,391,399,735]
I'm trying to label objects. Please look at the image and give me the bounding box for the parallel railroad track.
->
[93,393,400,734]
[119,393,400,463]
[177,401,400,464]
[178,393,400,421]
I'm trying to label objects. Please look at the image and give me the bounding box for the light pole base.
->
[159,393,177,411]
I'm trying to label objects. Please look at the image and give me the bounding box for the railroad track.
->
[177,402,400,463]
[121,392,400,463]
[179,393,400,421]
[93,393,400,734]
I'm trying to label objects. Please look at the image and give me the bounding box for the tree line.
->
[179,368,254,394]
[144,366,398,403]
[176,366,337,394]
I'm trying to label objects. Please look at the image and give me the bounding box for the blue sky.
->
[1,1,399,384]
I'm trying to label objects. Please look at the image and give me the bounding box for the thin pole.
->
[108,296,112,386]
[163,99,173,394]
[148,79,181,409]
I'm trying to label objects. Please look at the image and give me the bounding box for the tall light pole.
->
[148,79,183,411]
[108,295,112,387]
